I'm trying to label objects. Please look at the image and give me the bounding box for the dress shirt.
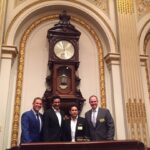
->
[52,107,62,126]
[70,117,78,142]
[91,107,98,127]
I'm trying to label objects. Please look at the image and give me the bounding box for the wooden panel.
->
[8,140,145,150]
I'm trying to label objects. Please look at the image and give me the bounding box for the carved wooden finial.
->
[59,10,70,25]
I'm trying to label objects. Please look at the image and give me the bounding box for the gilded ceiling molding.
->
[136,0,150,18]
[11,14,106,146]
[5,0,116,52]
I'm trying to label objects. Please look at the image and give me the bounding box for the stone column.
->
[0,46,18,150]
[115,0,149,145]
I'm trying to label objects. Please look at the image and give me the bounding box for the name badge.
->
[99,118,105,122]
[78,126,83,130]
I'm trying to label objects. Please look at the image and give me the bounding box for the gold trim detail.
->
[116,0,134,14]
[11,14,106,146]
[126,98,148,145]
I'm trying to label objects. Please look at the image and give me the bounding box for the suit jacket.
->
[20,110,43,143]
[42,108,65,142]
[62,116,90,142]
[85,107,115,141]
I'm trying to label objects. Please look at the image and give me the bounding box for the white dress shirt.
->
[52,107,62,127]
[70,117,78,142]
[91,107,98,127]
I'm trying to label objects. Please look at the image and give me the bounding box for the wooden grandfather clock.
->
[43,11,85,115]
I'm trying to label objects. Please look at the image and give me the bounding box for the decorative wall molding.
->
[144,31,150,54]
[87,0,109,16]
[104,52,120,66]
[126,98,148,145]
[136,0,150,18]
[15,0,109,16]
[116,0,134,14]
[5,0,116,53]
[1,45,18,59]
[15,0,26,7]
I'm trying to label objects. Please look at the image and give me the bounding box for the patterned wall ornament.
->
[126,99,148,145]
[116,0,134,14]
[87,0,109,15]
[15,0,26,6]
[136,0,150,18]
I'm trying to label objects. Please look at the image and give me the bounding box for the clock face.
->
[54,40,75,60]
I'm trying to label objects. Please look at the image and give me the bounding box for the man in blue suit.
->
[85,95,115,141]
[20,97,43,143]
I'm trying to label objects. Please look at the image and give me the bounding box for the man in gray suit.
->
[85,95,115,141]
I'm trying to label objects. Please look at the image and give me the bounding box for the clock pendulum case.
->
[43,11,85,115]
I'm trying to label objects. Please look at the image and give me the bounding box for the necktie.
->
[92,110,96,127]
[36,113,40,132]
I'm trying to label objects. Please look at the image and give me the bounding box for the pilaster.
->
[115,0,149,145]
[105,53,126,140]
[0,45,18,150]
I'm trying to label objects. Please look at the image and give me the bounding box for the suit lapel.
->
[75,117,80,138]
[68,120,72,138]
[88,110,92,121]
[30,110,37,121]
[30,110,40,131]
[50,108,64,127]
[60,110,64,125]
[51,108,59,125]
[97,108,102,119]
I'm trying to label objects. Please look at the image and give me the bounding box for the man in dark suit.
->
[20,97,43,143]
[85,95,115,141]
[42,95,65,142]
[62,104,90,142]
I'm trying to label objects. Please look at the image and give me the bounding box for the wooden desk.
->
[8,140,145,150]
